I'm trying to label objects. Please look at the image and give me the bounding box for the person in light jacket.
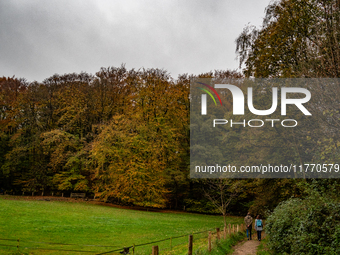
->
[255,215,263,241]
[244,212,253,240]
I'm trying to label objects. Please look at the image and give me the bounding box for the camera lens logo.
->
[196,82,222,115]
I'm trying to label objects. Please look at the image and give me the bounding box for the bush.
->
[266,191,340,254]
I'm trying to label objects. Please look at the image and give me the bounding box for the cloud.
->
[0,0,270,81]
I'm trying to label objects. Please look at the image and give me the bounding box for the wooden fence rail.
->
[151,223,245,255]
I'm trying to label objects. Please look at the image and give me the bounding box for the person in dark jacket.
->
[244,212,253,240]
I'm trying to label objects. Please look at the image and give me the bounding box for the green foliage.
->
[236,0,340,78]
[256,238,271,255]
[184,198,220,214]
[266,188,340,254]
[248,179,305,217]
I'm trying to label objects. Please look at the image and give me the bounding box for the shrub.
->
[266,191,340,254]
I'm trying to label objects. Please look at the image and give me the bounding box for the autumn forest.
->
[1,0,340,223]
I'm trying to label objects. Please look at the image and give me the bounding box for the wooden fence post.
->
[216,228,220,240]
[208,231,212,252]
[188,235,193,255]
[237,224,239,232]
[152,245,159,255]
[223,225,227,239]
[232,224,235,234]
[228,224,231,235]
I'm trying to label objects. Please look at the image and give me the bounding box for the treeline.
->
[0,67,251,212]
[0,67,189,208]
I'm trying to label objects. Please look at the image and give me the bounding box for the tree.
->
[236,0,340,78]
[203,179,243,228]
[40,129,89,193]
[91,68,190,208]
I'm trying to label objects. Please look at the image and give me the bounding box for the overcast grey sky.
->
[0,0,272,82]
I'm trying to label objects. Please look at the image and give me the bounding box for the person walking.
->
[255,215,263,241]
[244,212,253,240]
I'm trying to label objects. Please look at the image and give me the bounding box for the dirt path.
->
[232,239,260,255]
[232,232,265,255]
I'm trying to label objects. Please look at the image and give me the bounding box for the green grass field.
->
[0,196,243,255]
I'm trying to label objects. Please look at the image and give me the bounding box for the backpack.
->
[256,219,262,227]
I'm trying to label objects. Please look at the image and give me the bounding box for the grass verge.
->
[256,236,271,255]
[160,231,246,255]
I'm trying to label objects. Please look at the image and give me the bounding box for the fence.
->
[110,222,247,254]
[0,223,246,255]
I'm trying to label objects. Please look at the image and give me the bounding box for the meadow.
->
[0,196,243,254]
